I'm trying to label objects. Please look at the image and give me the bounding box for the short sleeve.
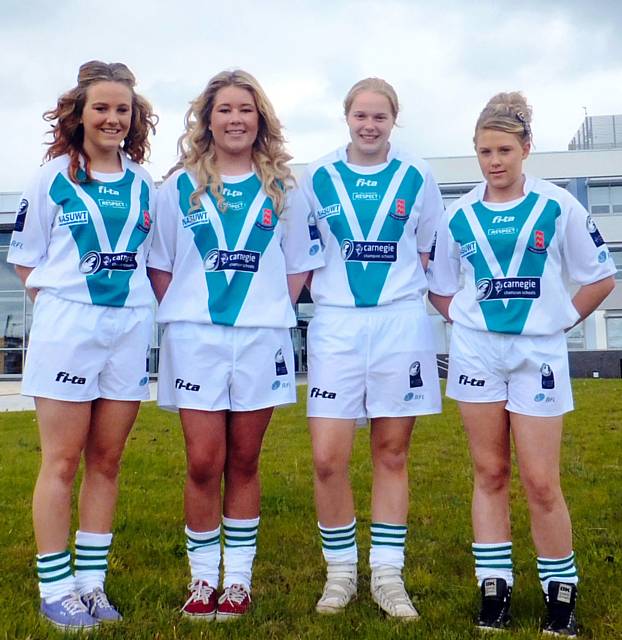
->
[7,168,54,268]
[146,176,178,273]
[427,210,462,296]
[279,186,324,274]
[415,168,444,253]
[561,196,617,285]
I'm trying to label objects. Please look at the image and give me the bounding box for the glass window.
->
[0,231,11,248]
[0,248,22,289]
[611,186,622,204]
[590,204,611,215]
[606,316,622,349]
[0,290,25,374]
[589,186,610,205]
[611,249,622,280]
[566,323,584,351]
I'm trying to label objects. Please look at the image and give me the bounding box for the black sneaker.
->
[542,581,578,637]
[477,578,512,630]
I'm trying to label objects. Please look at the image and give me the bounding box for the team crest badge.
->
[138,210,151,233]
[528,229,547,254]
[262,208,273,226]
[395,199,406,216]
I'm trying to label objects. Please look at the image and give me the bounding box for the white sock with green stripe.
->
[318,519,357,564]
[369,522,407,570]
[74,530,112,596]
[472,541,514,587]
[222,516,259,591]
[537,552,578,592]
[186,525,221,586]
[37,550,75,603]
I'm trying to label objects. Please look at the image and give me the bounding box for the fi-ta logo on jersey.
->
[475,277,540,301]
[79,251,138,275]
[275,348,288,376]
[540,363,555,389]
[340,239,397,262]
[203,249,260,273]
[586,215,605,247]
[409,361,423,388]
[14,198,28,232]
[55,371,86,385]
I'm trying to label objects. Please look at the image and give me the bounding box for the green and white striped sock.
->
[222,517,259,591]
[537,552,578,592]
[472,541,513,587]
[186,525,221,586]
[318,519,357,564]
[369,522,407,570]
[74,530,112,596]
[37,549,75,602]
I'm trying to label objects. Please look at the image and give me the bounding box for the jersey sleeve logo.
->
[586,215,605,247]
[14,198,28,232]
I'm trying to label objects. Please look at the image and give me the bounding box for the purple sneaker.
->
[82,587,123,622]
[40,592,99,631]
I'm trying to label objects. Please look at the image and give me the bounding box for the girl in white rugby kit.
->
[8,61,157,630]
[428,92,616,636]
[301,78,443,619]
[148,70,322,621]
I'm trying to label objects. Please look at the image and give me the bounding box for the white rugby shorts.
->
[157,322,296,412]
[446,322,573,416]
[307,301,442,419]
[22,292,152,401]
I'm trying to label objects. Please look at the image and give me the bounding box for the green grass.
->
[0,380,621,639]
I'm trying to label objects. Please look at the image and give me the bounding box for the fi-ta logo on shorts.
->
[55,371,86,385]
[175,378,201,391]
[310,387,336,399]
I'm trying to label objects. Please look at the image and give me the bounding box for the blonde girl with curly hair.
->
[8,60,157,631]
[148,69,322,621]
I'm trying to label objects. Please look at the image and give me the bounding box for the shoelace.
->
[378,581,411,606]
[186,580,214,605]
[89,588,113,610]
[61,593,89,615]
[222,584,249,605]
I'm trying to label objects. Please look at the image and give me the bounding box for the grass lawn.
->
[0,380,620,639]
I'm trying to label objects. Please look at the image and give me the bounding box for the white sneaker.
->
[316,562,357,614]
[371,566,419,619]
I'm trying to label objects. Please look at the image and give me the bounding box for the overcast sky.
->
[2,0,622,190]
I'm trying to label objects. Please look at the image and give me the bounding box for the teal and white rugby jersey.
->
[8,154,155,308]
[428,176,616,335]
[148,169,323,328]
[301,145,443,307]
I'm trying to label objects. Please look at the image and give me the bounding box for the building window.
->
[606,315,622,349]
[566,323,585,351]
[610,248,622,280]
[588,184,622,215]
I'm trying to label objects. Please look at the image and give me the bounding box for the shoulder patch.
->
[14,198,28,232]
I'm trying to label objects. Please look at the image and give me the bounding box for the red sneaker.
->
[181,579,217,620]
[216,584,251,621]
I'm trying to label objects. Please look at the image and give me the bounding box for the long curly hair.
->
[43,60,158,183]
[174,69,293,215]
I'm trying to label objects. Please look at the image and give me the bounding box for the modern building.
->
[568,114,622,151]
[2,147,622,378]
